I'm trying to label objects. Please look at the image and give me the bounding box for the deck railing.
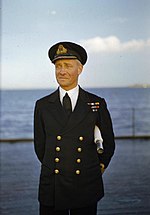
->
[0,108,150,143]
[110,107,150,138]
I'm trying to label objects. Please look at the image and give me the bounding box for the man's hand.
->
[100,163,105,174]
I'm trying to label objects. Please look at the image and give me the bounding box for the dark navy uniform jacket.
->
[34,87,115,210]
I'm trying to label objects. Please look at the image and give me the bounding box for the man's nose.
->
[59,67,66,75]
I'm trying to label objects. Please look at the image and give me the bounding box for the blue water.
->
[0,88,150,139]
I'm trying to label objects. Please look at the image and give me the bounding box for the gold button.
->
[54,169,59,174]
[76,170,80,175]
[57,135,62,140]
[76,158,81,163]
[77,147,82,152]
[56,147,61,152]
[55,158,60,163]
[79,136,84,141]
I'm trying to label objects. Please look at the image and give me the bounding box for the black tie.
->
[63,93,72,117]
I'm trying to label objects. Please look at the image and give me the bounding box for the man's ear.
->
[78,64,83,75]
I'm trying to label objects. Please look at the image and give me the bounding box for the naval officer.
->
[34,41,115,215]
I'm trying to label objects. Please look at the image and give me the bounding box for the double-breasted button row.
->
[54,169,81,175]
[57,135,84,141]
[55,137,61,174]
[77,137,83,174]
[54,136,84,175]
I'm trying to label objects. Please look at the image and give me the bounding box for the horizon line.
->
[1,84,150,91]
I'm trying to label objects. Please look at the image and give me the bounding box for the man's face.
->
[55,59,83,90]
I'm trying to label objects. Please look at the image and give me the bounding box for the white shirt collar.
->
[59,85,79,111]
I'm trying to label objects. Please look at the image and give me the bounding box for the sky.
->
[1,0,150,89]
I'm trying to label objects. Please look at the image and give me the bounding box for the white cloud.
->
[81,36,150,53]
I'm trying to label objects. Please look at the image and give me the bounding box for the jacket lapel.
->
[47,89,68,127]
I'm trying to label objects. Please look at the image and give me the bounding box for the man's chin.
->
[58,80,68,86]
[58,82,69,88]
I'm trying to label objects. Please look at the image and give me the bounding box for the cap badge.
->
[56,45,67,55]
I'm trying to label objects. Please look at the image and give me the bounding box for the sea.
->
[0,88,150,139]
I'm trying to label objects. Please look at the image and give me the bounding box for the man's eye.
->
[56,65,61,69]
[66,65,72,68]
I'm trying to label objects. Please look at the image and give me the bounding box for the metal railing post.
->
[132,108,135,137]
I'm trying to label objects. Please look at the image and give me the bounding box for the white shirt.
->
[59,85,79,111]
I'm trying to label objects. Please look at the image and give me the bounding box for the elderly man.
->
[34,41,115,215]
